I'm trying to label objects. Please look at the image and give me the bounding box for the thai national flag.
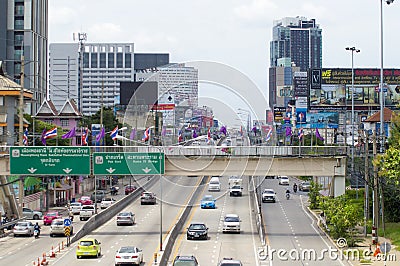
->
[142,127,150,141]
[178,129,183,142]
[207,128,212,143]
[110,126,118,141]
[82,128,89,145]
[44,127,57,139]
[298,127,304,141]
[23,128,28,145]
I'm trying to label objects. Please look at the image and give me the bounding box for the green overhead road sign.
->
[93,152,165,175]
[10,147,91,175]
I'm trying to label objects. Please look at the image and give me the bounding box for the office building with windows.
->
[0,0,48,114]
[270,16,322,71]
[49,43,135,115]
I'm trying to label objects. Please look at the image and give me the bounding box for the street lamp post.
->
[346,46,360,198]
[379,0,394,152]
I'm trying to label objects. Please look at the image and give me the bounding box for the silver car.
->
[13,221,35,237]
[50,218,73,237]
[116,212,135,226]
[69,202,82,214]
[22,207,43,220]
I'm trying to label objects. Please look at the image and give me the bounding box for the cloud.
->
[49,6,78,25]
[87,23,123,42]
[234,0,277,21]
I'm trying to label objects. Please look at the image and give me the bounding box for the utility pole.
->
[74,32,87,113]
[372,130,379,245]
[364,131,369,237]
[17,54,25,218]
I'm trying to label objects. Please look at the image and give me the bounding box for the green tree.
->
[320,195,363,241]
[308,181,322,209]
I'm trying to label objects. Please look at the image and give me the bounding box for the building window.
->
[116,53,123,68]
[61,119,69,127]
[0,96,4,106]
[91,53,98,68]
[83,53,89,68]
[44,119,53,124]
[14,19,24,30]
[125,53,131,68]
[100,53,106,68]
[108,53,114,68]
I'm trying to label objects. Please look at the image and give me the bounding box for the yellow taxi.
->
[76,238,101,258]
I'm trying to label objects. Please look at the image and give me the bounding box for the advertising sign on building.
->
[309,68,400,111]
[293,72,308,97]
[310,69,322,90]
[273,107,286,122]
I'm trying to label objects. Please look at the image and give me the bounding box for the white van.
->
[208,176,221,191]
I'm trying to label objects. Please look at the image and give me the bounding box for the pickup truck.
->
[79,205,95,221]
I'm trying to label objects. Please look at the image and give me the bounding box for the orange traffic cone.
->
[49,246,56,258]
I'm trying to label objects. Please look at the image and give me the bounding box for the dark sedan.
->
[187,223,208,240]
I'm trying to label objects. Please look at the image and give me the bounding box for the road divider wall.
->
[159,176,208,266]
[250,176,266,246]
[71,176,158,243]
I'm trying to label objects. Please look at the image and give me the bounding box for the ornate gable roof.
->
[35,99,58,117]
[59,99,82,117]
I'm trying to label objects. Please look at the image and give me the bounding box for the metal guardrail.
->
[0,217,26,236]
[1,145,348,158]
[250,177,265,246]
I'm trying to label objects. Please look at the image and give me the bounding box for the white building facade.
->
[49,43,134,115]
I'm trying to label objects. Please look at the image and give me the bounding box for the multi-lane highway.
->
[260,176,350,266]
[169,176,261,265]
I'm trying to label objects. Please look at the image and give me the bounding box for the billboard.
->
[293,72,308,97]
[119,81,158,106]
[295,112,339,129]
[309,68,400,110]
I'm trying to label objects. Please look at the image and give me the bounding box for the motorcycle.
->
[286,192,290,200]
[34,229,39,238]
[293,185,298,193]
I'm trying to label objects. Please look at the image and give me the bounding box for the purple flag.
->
[62,127,76,139]
[41,128,47,146]
[285,127,292,137]
[316,128,324,141]
[192,129,198,138]
[129,128,136,140]
[96,127,105,142]
[161,126,167,137]
[220,126,227,135]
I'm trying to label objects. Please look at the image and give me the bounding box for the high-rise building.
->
[270,16,322,71]
[49,43,135,115]
[0,0,48,114]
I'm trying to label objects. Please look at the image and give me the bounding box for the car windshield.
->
[79,240,94,246]
[82,206,93,209]
[264,189,274,194]
[52,220,63,225]
[189,224,206,230]
[102,198,112,201]
[18,222,29,227]
[46,212,57,216]
[118,246,135,253]
[303,182,310,185]
[118,212,131,217]
[232,185,241,189]
[202,196,213,201]
[81,196,90,200]
[220,263,242,266]
[210,181,219,184]
[71,203,81,206]
[174,261,196,266]
[225,216,239,222]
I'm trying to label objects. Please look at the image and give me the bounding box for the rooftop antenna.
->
[73,32,87,113]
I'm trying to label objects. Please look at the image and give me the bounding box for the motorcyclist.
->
[34,222,41,237]
[285,189,290,199]
[293,183,298,193]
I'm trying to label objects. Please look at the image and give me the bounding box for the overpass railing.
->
[2,145,347,157]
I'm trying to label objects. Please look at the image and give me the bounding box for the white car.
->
[115,246,143,265]
[279,176,290,185]
[222,214,241,233]
[100,198,115,209]
[69,202,82,215]
[13,221,35,237]
[228,176,242,186]
[50,218,73,237]
[262,188,276,203]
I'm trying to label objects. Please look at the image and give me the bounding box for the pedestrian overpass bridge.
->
[0,145,347,177]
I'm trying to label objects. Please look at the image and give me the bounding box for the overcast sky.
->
[49,0,400,125]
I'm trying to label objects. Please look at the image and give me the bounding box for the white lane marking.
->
[248,178,261,266]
